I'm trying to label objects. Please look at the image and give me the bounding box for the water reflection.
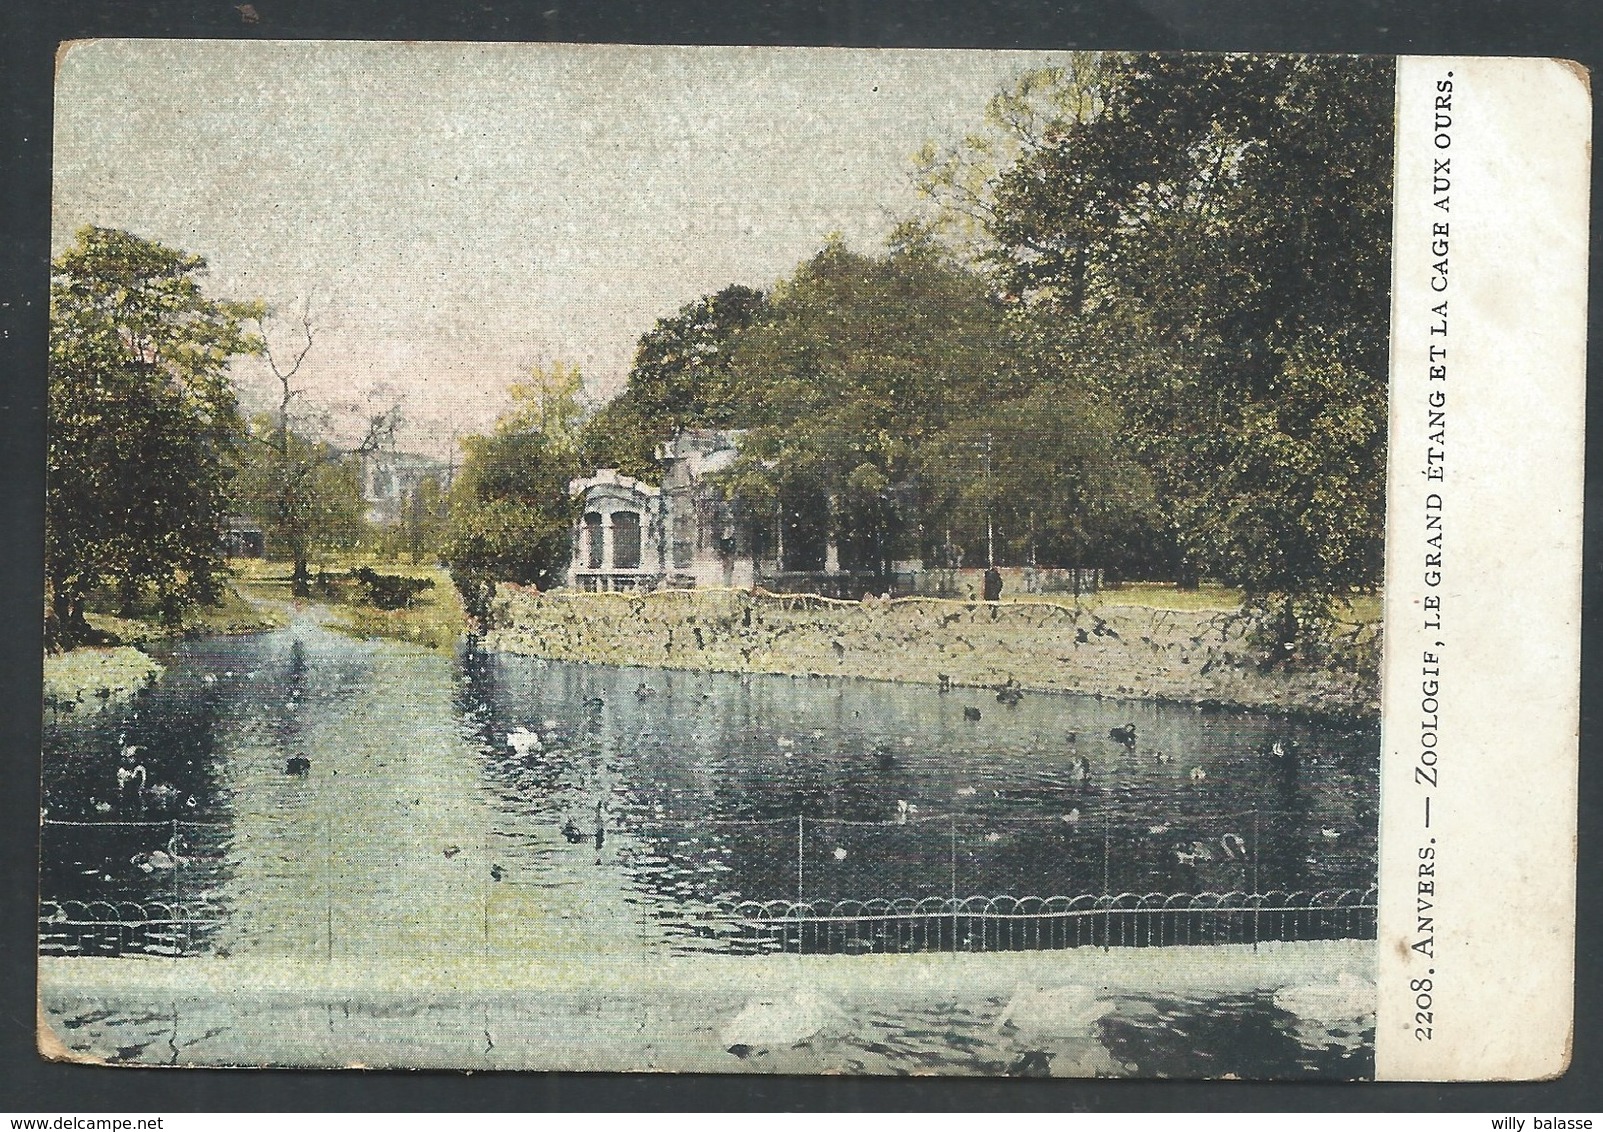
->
[463,648,1379,947]
[40,615,1378,1077]
[42,621,1379,950]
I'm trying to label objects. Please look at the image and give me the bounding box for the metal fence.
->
[38,898,225,957]
[41,816,262,959]
[39,809,1377,958]
[723,888,1378,954]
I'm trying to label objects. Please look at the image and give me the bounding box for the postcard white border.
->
[1375,55,1588,1081]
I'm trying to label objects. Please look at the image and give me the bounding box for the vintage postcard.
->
[37,44,1586,1080]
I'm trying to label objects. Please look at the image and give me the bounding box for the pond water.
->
[40,608,1377,1077]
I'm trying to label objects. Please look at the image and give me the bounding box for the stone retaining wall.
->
[484,587,1378,718]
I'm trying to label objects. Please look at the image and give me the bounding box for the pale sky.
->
[53,40,1070,456]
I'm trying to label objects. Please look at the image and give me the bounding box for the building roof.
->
[569,468,661,499]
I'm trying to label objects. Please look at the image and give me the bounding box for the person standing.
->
[983,564,1003,602]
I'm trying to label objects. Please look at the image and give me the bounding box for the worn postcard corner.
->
[38,43,1585,1081]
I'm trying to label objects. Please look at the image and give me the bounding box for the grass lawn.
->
[328,565,467,651]
[1094,581,1245,613]
[229,556,467,651]
[82,581,286,646]
[1093,582,1381,626]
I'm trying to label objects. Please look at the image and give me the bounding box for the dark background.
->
[2,0,1598,1113]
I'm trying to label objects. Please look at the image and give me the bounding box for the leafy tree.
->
[912,57,1116,259]
[46,226,259,645]
[726,233,1021,572]
[445,364,586,619]
[919,381,1158,572]
[580,285,766,479]
[978,55,1393,654]
[233,413,366,567]
[242,301,408,592]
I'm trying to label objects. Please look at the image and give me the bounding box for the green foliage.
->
[47,226,260,646]
[234,414,366,562]
[445,367,587,620]
[580,285,766,478]
[722,237,1032,570]
[912,57,1116,256]
[919,383,1158,572]
[973,54,1393,641]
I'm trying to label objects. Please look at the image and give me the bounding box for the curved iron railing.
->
[38,810,1377,957]
[724,887,1378,954]
[38,898,226,958]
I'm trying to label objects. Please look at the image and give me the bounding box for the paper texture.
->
[1375,55,1587,1082]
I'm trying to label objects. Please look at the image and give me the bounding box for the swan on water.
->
[1062,809,1080,825]
[1271,740,1287,759]
[1189,766,1207,784]
[1272,972,1374,1020]
[131,849,178,873]
[507,727,542,755]
[832,846,848,861]
[992,983,1109,1040]
[1321,826,1340,839]
[1220,833,1247,860]
[721,990,847,1058]
[955,786,978,797]
[1148,822,1171,835]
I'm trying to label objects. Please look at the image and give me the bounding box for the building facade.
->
[568,430,761,592]
[361,451,449,527]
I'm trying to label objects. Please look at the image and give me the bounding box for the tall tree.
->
[981,55,1393,652]
[912,57,1116,260]
[725,232,1023,572]
[445,363,587,619]
[233,414,367,567]
[47,226,259,645]
[252,299,319,595]
[580,284,767,479]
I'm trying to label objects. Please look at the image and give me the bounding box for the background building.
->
[361,451,450,527]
